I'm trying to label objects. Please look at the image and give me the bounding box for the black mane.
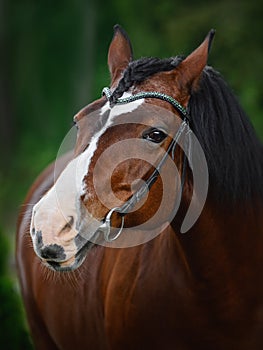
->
[113,57,263,202]
[189,67,263,201]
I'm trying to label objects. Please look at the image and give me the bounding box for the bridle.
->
[99,87,192,242]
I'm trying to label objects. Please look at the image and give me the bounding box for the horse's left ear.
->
[177,29,215,91]
[108,24,133,87]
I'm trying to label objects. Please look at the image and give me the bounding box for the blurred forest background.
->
[0,0,263,348]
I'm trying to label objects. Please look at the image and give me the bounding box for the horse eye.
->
[142,128,167,143]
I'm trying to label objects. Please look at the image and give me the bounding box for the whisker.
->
[20,203,35,207]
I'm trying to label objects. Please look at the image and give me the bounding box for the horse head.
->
[30,25,213,271]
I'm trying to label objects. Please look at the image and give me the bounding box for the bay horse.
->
[16,25,263,349]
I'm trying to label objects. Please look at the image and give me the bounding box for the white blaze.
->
[31,93,144,240]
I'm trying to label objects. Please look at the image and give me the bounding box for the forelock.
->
[110,56,184,104]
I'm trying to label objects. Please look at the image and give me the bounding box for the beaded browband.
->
[102,87,189,122]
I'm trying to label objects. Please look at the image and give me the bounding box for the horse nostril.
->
[61,216,74,232]
[40,244,66,261]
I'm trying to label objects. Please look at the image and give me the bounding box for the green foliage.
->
[1,0,262,346]
[0,277,33,349]
[0,228,33,349]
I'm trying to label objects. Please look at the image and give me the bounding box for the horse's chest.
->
[102,265,196,348]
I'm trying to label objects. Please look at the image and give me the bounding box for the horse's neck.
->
[171,199,263,298]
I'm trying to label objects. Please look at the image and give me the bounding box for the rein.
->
[99,87,191,242]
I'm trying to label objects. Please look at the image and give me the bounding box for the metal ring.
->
[102,207,125,243]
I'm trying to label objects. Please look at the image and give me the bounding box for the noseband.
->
[99,87,191,242]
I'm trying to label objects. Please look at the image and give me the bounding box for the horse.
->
[16,25,263,349]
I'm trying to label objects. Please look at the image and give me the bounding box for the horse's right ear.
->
[108,25,133,88]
